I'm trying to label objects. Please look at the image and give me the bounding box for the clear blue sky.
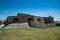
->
[0,0,60,21]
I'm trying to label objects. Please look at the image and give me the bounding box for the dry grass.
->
[0,26,60,40]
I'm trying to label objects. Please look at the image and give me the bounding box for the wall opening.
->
[13,18,19,23]
[27,18,34,27]
[27,18,34,21]
[37,19,41,21]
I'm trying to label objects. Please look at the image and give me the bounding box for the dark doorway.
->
[13,18,19,23]
[14,18,18,21]
[27,18,34,27]
[37,19,41,21]
[27,18,34,21]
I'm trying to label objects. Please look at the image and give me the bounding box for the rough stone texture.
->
[5,23,30,29]
[45,23,56,28]
[1,13,55,28]
[43,16,54,24]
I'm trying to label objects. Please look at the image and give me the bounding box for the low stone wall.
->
[5,23,30,28]
[28,21,46,28]
[45,23,56,28]
[4,22,56,29]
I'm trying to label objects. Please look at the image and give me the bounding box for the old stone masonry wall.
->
[0,13,56,28]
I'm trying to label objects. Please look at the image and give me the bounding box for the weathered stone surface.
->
[0,13,55,28]
[5,23,30,29]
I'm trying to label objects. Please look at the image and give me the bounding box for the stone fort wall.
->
[0,13,55,28]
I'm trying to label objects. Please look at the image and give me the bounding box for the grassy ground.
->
[0,26,60,40]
